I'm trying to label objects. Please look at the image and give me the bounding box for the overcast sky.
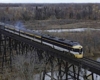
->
[0,0,100,3]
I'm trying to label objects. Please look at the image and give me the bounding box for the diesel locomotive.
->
[0,24,83,58]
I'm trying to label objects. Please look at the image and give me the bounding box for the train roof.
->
[43,34,80,46]
[3,23,81,47]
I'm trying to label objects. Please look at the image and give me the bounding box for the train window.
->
[73,49,82,53]
[73,49,79,52]
[80,49,83,52]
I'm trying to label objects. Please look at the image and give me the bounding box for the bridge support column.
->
[0,34,4,72]
[0,35,8,72]
[37,49,44,61]
[9,37,12,71]
[58,59,62,80]
[14,40,19,54]
[2,35,7,71]
[0,34,2,72]
[0,34,1,55]
[42,63,46,80]
[50,57,54,80]
[65,62,69,80]
[72,65,76,80]
[18,41,21,54]
[0,34,1,53]
[77,65,81,80]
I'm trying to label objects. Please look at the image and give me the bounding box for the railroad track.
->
[79,57,100,69]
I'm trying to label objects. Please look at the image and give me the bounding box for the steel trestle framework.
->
[0,25,100,80]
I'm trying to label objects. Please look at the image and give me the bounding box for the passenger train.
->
[0,23,83,58]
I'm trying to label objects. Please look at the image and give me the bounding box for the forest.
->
[0,3,100,22]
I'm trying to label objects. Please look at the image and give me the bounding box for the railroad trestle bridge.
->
[0,24,100,80]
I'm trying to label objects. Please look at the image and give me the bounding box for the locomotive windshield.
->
[73,48,82,53]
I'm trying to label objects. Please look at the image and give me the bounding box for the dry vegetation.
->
[24,19,100,30]
[0,52,45,80]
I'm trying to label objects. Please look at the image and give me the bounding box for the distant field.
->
[24,19,100,30]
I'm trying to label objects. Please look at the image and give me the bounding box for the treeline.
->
[0,3,100,21]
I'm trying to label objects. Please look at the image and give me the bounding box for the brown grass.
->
[24,19,100,30]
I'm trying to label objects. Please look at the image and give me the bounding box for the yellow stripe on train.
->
[25,32,41,38]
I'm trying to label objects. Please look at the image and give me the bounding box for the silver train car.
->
[0,24,83,58]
